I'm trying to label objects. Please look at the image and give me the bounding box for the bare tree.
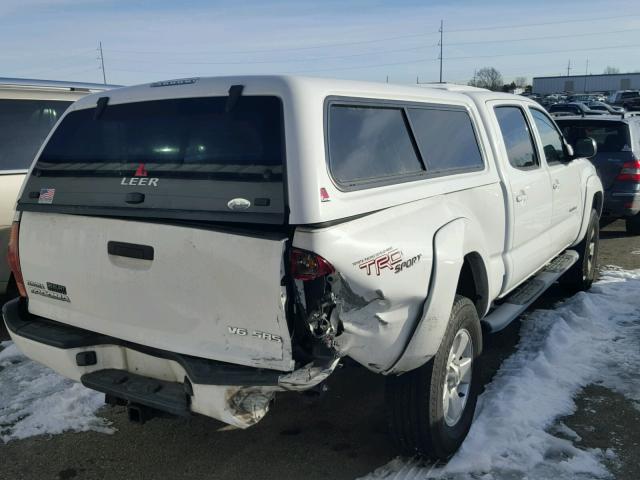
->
[603,66,620,74]
[514,76,528,88]
[469,67,503,91]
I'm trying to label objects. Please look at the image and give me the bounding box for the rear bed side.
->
[290,84,505,373]
[293,187,504,374]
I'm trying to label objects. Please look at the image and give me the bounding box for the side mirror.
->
[573,137,597,159]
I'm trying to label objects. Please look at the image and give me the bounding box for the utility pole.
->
[566,59,572,77]
[98,41,107,85]
[472,69,477,86]
[438,20,444,83]
[584,59,589,92]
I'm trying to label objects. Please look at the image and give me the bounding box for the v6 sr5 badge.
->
[354,247,423,276]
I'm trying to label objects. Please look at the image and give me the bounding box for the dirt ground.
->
[0,220,638,480]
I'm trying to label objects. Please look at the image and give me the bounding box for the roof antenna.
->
[226,85,244,112]
[94,96,109,119]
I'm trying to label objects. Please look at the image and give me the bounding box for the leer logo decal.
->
[121,163,159,186]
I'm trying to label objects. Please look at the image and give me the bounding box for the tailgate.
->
[591,152,632,190]
[19,212,294,371]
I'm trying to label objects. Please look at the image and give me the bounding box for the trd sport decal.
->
[354,248,423,276]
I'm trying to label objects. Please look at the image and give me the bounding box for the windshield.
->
[557,120,631,153]
[19,95,287,224]
[0,99,71,171]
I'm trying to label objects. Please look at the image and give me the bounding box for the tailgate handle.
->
[108,241,154,261]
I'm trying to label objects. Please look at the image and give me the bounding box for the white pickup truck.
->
[3,76,603,459]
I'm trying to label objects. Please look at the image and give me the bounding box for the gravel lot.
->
[1,220,638,480]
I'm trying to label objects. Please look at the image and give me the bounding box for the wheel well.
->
[455,253,489,318]
[592,192,603,217]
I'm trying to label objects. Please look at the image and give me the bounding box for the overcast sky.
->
[2,0,640,86]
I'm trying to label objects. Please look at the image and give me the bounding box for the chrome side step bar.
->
[482,250,579,333]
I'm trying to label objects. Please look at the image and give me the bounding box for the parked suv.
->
[3,76,603,458]
[556,115,640,233]
[0,78,115,297]
[610,90,640,111]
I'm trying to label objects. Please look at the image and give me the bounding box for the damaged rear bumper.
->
[2,298,339,428]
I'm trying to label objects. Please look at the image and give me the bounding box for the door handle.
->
[516,192,527,203]
[552,180,560,190]
[108,241,154,260]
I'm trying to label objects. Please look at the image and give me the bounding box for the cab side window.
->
[494,106,538,169]
[529,108,568,164]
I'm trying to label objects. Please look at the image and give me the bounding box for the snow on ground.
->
[0,341,112,442]
[361,268,640,480]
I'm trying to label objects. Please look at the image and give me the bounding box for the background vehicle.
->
[3,77,603,459]
[610,90,640,111]
[585,101,623,114]
[557,115,640,233]
[548,102,605,116]
[0,78,116,296]
[570,93,606,103]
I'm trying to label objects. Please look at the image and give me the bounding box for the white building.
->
[533,72,640,95]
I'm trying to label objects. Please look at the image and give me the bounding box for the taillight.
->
[7,221,27,297]
[290,248,335,281]
[616,160,640,182]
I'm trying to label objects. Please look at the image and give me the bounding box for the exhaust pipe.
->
[127,403,155,424]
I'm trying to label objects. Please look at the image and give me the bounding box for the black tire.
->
[560,208,599,291]
[625,214,640,235]
[386,295,482,460]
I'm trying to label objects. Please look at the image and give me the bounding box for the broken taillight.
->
[290,248,335,281]
[616,160,640,182]
[7,221,27,297]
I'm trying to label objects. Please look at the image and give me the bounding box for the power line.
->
[446,27,640,47]
[446,13,640,33]
[103,14,640,58]
[445,42,640,61]
[108,44,427,66]
[105,32,438,57]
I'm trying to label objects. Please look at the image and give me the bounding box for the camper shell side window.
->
[324,96,485,192]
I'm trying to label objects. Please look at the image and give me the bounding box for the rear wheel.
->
[386,295,482,459]
[625,214,640,235]
[560,208,599,291]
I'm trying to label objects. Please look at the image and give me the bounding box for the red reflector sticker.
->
[320,187,331,202]
[134,163,148,177]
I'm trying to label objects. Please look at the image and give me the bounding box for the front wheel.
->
[560,208,599,291]
[386,295,482,459]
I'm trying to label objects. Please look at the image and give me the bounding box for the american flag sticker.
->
[38,188,56,204]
